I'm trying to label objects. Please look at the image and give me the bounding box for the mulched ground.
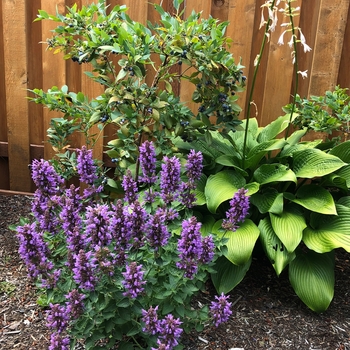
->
[1,194,350,350]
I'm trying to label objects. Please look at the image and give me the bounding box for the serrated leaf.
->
[205,170,246,213]
[270,204,306,252]
[289,250,334,312]
[293,148,346,178]
[258,217,295,275]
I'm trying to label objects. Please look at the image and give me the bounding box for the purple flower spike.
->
[31,159,64,195]
[200,235,215,264]
[146,212,170,250]
[222,188,250,231]
[160,156,181,204]
[139,140,157,184]
[142,305,160,335]
[176,216,203,279]
[49,333,70,350]
[158,314,183,349]
[46,303,70,333]
[65,289,85,320]
[209,293,232,327]
[76,146,98,185]
[122,262,146,299]
[185,150,203,183]
[122,169,138,203]
[72,250,98,291]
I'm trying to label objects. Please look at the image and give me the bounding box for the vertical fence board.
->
[227,0,257,117]
[308,0,350,97]
[337,2,350,89]
[0,1,7,143]
[2,0,31,191]
[41,0,67,160]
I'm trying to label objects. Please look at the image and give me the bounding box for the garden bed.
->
[1,194,349,350]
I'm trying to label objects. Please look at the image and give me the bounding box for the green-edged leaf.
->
[270,204,306,252]
[293,148,346,178]
[205,170,246,213]
[194,174,207,206]
[329,140,350,162]
[258,217,295,276]
[335,164,350,188]
[212,219,259,266]
[244,182,260,196]
[280,140,323,157]
[250,188,284,214]
[257,114,290,143]
[289,250,334,312]
[254,164,297,185]
[303,203,350,252]
[286,128,307,145]
[291,184,337,215]
[211,255,252,294]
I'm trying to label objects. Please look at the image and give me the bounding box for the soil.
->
[1,194,350,350]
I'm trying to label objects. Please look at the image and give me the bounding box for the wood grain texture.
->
[2,0,31,191]
[40,0,66,160]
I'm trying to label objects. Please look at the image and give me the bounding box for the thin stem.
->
[284,1,299,139]
[242,0,276,168]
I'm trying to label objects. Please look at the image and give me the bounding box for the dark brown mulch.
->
[1,194,349,350]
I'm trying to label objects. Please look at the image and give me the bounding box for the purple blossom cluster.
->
[65,289,85,320]
[139,140,157,184]
[142,307,183,350]
[222,188,250,231]
[122,262,146,299]
[160,155,181,204]
[16,222,53,279]
[47,303,71,350]
[146,211,170,250]
[122,169,139,203]
[76,146,98,185]
[209,293,233,327]
[176,217,215,279]
[84,204,112,248]
[72,250,98,291]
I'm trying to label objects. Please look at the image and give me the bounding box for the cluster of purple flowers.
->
[176,217,215,279]
[139,140,157,185]
[222,188,250,231]
[209,293,233,327]
[142,307,183,350]
[122,262,146,298]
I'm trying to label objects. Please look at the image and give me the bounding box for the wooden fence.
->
[1,0,350,193]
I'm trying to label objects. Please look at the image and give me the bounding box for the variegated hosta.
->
[176,114,350,312]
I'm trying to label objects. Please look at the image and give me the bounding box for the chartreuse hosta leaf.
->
[254,164,297,185]
[194,174,207,206]
[303,203,350,253]
[258,217,295,276]
[329,140,350,162]
[291,184,337,215]
[212,219,260,266]
[293,148,346,178]
[335,165,350,188]
[270,204,306,252]
[257,114,290,143]
[289,250,334,312]
[211,255,252,294]
[250,188,284,215]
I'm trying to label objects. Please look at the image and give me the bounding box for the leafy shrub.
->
[13,142,242,349]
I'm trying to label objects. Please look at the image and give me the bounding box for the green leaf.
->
[303,203,350,253]
[258,217,295,276]
[212,219,259,266]
[291,184,337,215]
[335,164,350,188]
[211,255,252,294]
[194,174,207,206]
[293,148,346,178]
[289,250,334,312]
[329,140,350,162]
[257,115,290,143]
[254,164,297,185]
[205,170,246,213]
[250,188,284,214]
[270,204,306,252]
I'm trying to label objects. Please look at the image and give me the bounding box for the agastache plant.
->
[15,141,233,350]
